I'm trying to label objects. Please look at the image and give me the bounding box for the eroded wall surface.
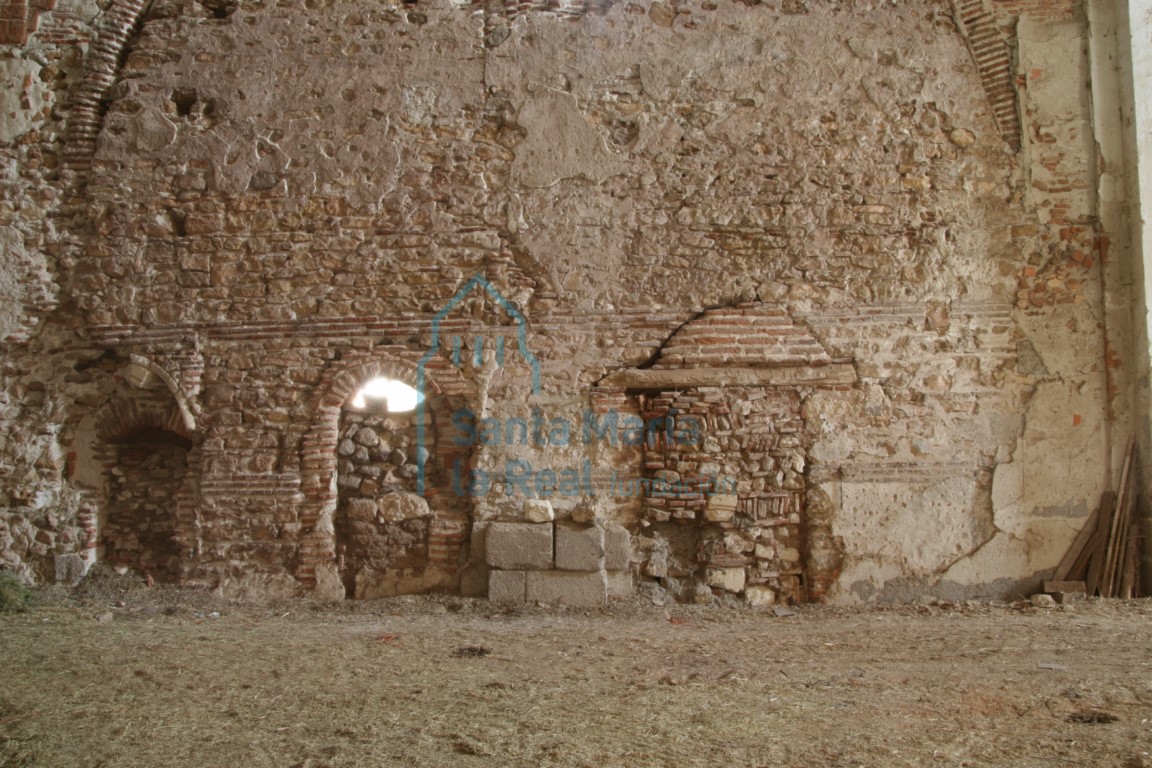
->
[0,0,1136,603]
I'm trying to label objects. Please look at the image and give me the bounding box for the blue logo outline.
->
[416,274,541,495]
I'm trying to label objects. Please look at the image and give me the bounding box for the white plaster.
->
[0,57,53,144]
[510,90,629,188]
[836,476,986,576]
[1017,18,1095,224]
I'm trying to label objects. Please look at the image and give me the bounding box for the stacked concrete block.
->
[555,522,604,571]
[527,570,608,608]
[488,569,527,603]
[485,513,632,608]
[485,522,553,571]
[604,524,631,571]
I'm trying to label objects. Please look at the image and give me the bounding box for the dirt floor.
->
[3,575,1152,768]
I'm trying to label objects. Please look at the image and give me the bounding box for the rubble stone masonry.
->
[0,0,1142,605]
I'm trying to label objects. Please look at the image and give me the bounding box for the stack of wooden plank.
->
[1047,437,1142,599]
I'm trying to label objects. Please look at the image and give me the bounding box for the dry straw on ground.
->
[3,574,1152,767]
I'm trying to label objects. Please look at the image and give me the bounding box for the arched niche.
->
[91,398,201,582]
[299,351,476,598]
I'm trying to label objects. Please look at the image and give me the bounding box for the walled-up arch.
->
[91,396,202,582]
[597,303,856,604]
[298,348,477,595]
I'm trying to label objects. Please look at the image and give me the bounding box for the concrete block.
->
[705,566,746,593]
[555,522,604,571]
[606,569,633,598]
[604,524,631,571]
[485,522,553,570]
[526,570,607,608]
[488,570,527,603]
[1046,579,1086,605]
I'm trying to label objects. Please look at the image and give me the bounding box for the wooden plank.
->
[1121,521,1139,599]
[1102,438,1136,597]
[1068,529,1101,581]
[1111,497,1134,598]
[1054,503,1101,581]
[1086,492,1114,596]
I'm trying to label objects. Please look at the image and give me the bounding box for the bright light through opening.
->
[350,377,420,412]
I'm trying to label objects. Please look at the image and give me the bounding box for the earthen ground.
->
[3,581,1152,768]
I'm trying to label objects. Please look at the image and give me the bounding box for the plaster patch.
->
[511,91,628,188]
[0,58,53,144]
[836,476,989,575]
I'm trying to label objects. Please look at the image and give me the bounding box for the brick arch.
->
[950,0,1021,151]
[61,0,152,178]
[94,397,195,444]
[297,348,476,589]
[91,395,202,582]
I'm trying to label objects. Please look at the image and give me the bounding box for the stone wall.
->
[0,0,1145,605]
[101,427,191,580]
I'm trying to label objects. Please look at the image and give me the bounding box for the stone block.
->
[745,585,776,607]
[606,570,633,598]
[485,522,553,570]
[526,570,607,608]
[524,499,555,522]
[570,504,600,524]
[469,521,490,563]
[460,522,490,598]
[488,570,526,603]
[778,547,801,563]
[377,492,430,522]
[53,553,87,586]
[459,562,489,598]
[705,566,746,593]
[354,427,379,447]
[344,498,377,522]
[555,522,604,571]
[604,524,631,571]
[312,562,346,600]
[704,494,738,522]
[644,549,668,578]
